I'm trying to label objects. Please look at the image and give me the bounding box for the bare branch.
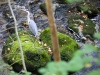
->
[45,0,61,62]
[8,0,27,71]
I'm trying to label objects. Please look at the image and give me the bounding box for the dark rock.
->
[39,3,60,15]
[3,10,14,22]
[6,24,15,34]
[56,0,68,4]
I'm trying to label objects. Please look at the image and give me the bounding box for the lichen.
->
[40,28,80,61]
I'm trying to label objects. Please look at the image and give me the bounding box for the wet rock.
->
[3,10,14,22]
[6,22,25,35]
[0,0,14,4]
[68,14,96,39]
[87,0,100,8]
[0,17,6,25]
[55,4,68,20]
[55,0,66,4]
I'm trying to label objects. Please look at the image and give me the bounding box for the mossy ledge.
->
[40,28,80,61]
[68,14,96,38]
[2,30,51,73]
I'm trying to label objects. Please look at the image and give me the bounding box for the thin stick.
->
[45,0,61,62]
[8,0,27,71]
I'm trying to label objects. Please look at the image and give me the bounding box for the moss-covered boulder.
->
[2,30,51,73]
[77,2,99,18]
[40,28,80,61]
[68,14,96,38]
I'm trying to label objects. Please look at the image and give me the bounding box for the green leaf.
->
[67,0,83,3]
[87,69,100,75]
[47,62,58,74]
[94,32,100,39]
[83,44,97,53]
[39,61,69,75]
[9,71,18,75]
[68,57,84,71]
[74,50,84,57]
[55,61,69,75]
[24,72,32,75]
[94,59,100,66]
[38,68,47,74]
[82,56,93,63]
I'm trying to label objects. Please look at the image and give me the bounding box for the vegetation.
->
[39,31,100,75]
[68,14,96,38]
[40,28,80,61]
[77,2,99,18]
[57,0,83,4]
[2,30,51,72]
[0,0,100,75]
[40,3,47,15]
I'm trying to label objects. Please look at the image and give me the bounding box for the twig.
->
[8,0,27,71]
[45,0,61,62]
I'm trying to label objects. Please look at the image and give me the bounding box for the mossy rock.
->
[2,30,51,73]
[40,28,80,61]
[57,0,82,4]
[68,14,96,38]
[40,3,47,15]
[77,2,99,18]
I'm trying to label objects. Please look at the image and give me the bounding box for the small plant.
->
[39,43,100,75]
[39,0,100,75]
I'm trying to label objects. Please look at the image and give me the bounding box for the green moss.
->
[40,28,80,61]
[68,14,96,38]
[2,30,51,72]
[40,3,47,15]
[77,2,99,18]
